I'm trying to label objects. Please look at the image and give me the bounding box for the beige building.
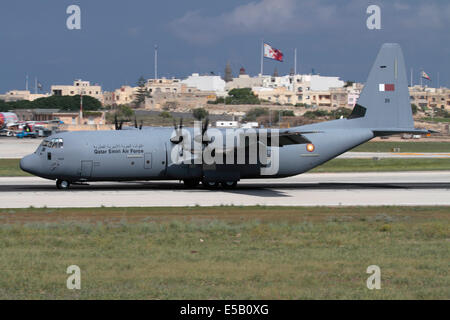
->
[51,79,103,102]
[103,85,137,106]
[252,87,298,105]
[146,78,182,95]
[0,90,50,102]
[309,91,332,107]
[409,86,450,111]
[226,74,264,90]
[330,87,348,108]
[145,84,216,110]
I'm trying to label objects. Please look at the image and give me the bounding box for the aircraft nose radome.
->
[20,155,37,174]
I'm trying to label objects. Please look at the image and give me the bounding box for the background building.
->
[181,73,226,94]
[51,79,103,102]
[0,90,49,102]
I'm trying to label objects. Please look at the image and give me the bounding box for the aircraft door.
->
[80,160,93,178]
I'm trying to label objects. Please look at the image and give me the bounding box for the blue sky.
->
[0,0,449,92]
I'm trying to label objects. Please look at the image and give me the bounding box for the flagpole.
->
[156,45,158,79]
[260,39,264,76]
[35,77,37,94]
[26,74,28,91]
[420,70,423,87]
[437,72,440,88]
[294,48,297,75]
[410,68,413,87]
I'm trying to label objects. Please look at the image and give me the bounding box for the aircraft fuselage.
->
[20,124,374,184]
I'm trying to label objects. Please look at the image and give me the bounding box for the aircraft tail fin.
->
[350,43,415,131]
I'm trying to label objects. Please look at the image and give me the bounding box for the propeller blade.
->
[139,121,143,130]
[114,114,118,130]
[134,116,138,128]
[202,117,209,135]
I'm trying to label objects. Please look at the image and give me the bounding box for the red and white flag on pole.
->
[264,43,283,62]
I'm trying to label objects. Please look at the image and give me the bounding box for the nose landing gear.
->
[56,179,71,190]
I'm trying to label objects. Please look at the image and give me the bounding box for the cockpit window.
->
[42,138,63,149]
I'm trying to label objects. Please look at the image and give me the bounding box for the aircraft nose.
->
[20,154,38,174]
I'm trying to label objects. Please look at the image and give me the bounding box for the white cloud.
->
[169,0,339,45]
[169,0,450,45]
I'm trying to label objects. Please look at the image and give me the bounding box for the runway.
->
[1,171,449,208]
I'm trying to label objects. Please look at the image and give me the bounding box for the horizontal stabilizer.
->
[372,128,437,136]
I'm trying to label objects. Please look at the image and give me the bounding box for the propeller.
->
[114,114,120,130]
[139,121,143,130]
[201,117,211,144]
[170,118,184,143]
[202,117,209,137]
[134,116,138,129]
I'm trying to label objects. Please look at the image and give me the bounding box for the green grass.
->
[352,141,450,153]
[312,158,450,172]
[422,117,450,123]
[0,206,448,299]
[0,159,30,176]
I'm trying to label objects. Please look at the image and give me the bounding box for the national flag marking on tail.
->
[379,83,395,91]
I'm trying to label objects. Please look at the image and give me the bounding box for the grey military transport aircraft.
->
[20,43,432,190]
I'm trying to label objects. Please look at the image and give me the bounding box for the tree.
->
[119,105,134,118]
[0,95,101,112]
[331,107,352,119]
[192,108,209,120]
[225,88,260,105]
[243,107,269,121]
[344,81,355,88]
[105,105,134,124]
[134,76,149,107]
[279,110,295,117]
[303,110,328,119]
[159,111,172,118]
[411,103,418,115]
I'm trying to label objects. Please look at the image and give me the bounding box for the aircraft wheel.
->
[202,180,219,189]
[56,179,71,190]
[183,179,200,188]
[221,181,238,189]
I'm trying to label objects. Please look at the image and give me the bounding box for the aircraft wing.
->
[212,130,319,155]
[272,131,314,146]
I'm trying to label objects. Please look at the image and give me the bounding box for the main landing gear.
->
[202,180,238,189]
[182,179,238,189]
[56,179,71,190]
